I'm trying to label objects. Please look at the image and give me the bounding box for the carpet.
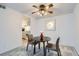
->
[0,45,78,56]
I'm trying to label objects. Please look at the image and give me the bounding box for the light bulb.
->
[41,10,45,14]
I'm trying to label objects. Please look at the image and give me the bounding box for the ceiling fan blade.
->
[32,12,36,14]
[48,11,53,13]
[48,4,53,8]
[32,10,39,14]
[32,5,38,8]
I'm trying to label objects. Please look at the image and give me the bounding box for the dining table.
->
[33,36,51,56]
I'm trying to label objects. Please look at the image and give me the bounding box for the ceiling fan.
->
[32,4,53,16]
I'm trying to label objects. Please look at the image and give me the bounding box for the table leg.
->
[47,41,48,44]
[47,41,49,52]
[43,41,46,56]
[33,44,36,54]
[26,44,29,51]
[38,42,40,49]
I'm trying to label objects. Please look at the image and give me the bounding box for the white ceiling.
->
[1,3,77,19]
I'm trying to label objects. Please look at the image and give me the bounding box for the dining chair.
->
[46,37,61,56]
[26,34,39,54]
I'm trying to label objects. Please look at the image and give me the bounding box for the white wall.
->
[30,17,38,36]
[73,4,79,53]
[32,13,76,48]
[0,7,23,54]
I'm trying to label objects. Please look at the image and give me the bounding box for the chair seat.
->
[32,40,40,45]
[46,43,57,51]
[28,40,34,44]
[22,38,26,40]
[46,37,61,56]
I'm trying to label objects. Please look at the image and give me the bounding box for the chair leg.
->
[48,49,50,52]
[57,51,60,56]
[59,50,61,56]
[47,41,48,44]
[26,44,29,51]
[57,50,61,56]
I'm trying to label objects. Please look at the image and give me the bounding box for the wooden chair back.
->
[26,34,33,42]
[56,37,60,50]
